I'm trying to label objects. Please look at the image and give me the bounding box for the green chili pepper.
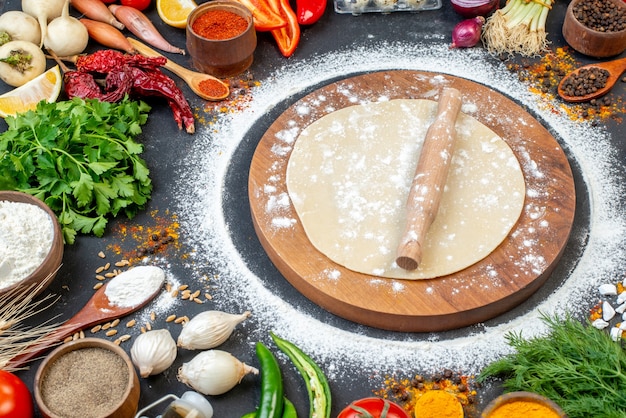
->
[242,396,297,418]
[256,341,285,418]
[270,332,332,418]
[281,397,298,418]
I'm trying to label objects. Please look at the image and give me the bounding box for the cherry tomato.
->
[0,371,33,418]
[338,397,410,418]
[120,0,151,10]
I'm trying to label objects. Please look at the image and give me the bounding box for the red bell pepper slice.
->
[235,0,288,31]
[296,0,326,25]
[268,0,301,57]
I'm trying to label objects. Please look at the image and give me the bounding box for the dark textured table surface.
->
[2,0,626,416]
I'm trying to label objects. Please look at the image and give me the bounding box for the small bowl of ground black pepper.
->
[186,0,257,78]
[0,190,64,302]
[562,0,626,58]
[34,337,140,418]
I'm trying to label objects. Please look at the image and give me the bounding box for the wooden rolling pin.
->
[395,87,463,271]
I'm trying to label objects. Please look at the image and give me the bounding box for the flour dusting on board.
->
[175,42,626,379]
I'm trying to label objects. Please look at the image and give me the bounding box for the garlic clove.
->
[177,310,251,350]
[130,328,177,378]
[177,349,258,395]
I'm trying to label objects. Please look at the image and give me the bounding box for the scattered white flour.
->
[105,265,166,308]
[0,200,54,288]
[173,42,626,381]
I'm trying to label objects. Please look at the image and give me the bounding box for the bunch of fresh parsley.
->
[0,97,153,244]
[478,313,626,418]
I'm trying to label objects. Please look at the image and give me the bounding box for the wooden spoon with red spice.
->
[128,38,230,101]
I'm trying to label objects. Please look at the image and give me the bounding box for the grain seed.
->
[179,284,189,291]
[174,316,188,324]
[171,289,179,298]
[115,335,131,344]
[165,283,172,292]
[93,282,103,290]
[205,293,213,300]
[110,319,120,328]
[166,314,177,322]
[64,336,73,343]
[115,260,130,267]
[191,290,201,298]
[95,266,105,274]
[126,319,136,328]
[102,322,111,330]
[95,275,105,281]
[105,272,116,278]
[104,262,111,270]
[106,329,118,337]
[150,312,156,321]
[193,297,203,304]
[91,325,102,333]
[145,322,152,331]
[98,251,106,258]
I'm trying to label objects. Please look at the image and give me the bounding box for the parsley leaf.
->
[0,96,153,244]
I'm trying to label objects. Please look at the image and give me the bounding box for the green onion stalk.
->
[482,0,554,56]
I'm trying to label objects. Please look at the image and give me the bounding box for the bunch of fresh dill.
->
[478,314,626,418]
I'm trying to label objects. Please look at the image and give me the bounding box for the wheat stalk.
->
[0,269,63,371]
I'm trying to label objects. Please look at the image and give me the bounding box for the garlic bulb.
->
[130,329,177,377]
[177,349,258,395]
[177,310,251,350]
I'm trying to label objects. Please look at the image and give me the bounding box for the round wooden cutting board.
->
[248,70,576,332]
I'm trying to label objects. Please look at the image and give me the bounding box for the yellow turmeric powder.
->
[413,390,463,418]
[486,400,562,418]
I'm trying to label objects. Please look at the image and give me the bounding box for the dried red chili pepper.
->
[234,0,287,31]
[65,50,195,134]
[296,0,326,25]
[268,0,300,57]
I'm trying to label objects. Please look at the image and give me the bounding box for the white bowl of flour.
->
[0,191,63,300]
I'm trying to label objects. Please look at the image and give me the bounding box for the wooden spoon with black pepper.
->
[558,57,626,103]
[127,38,230,102]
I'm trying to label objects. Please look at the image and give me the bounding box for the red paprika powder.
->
[198,78,229,98]
[192,9,248,40]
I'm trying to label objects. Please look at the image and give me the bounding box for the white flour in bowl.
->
[0,200,54,288]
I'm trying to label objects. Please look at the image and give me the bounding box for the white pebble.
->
[599,283,618,296]
[619,322,626,330]
[603,301,616,321]
[618,291,626,304]
[616,303,626,314]
[611,327,623,341]
[592,318,610,329]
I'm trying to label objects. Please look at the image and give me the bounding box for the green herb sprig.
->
[478,313,626,418]
[0,96,153,244]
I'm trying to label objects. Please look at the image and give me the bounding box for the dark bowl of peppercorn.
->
[563,0,626,58]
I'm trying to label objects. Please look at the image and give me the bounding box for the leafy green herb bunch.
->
[478,313,626,418]
[0,96,153,244]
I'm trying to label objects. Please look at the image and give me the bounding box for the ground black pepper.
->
[560,67,610,97]
[572,0,626,32]
[40,347,129,418]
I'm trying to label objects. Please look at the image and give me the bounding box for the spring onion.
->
[482,0,554,56]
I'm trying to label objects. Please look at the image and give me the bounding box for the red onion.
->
[450,16,485,48]
[450,0,499,18]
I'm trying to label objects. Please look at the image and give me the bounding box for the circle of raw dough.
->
[285,99,526,280]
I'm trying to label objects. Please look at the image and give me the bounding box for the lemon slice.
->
[157,0,198,29]
[0,65,62,118]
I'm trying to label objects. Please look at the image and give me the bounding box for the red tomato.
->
[120,0,151,10]
[0,371,33,418]
[338,397,410,418]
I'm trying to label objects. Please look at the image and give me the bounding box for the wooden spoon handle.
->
[128,37,195,79]
[395,87,463,270]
